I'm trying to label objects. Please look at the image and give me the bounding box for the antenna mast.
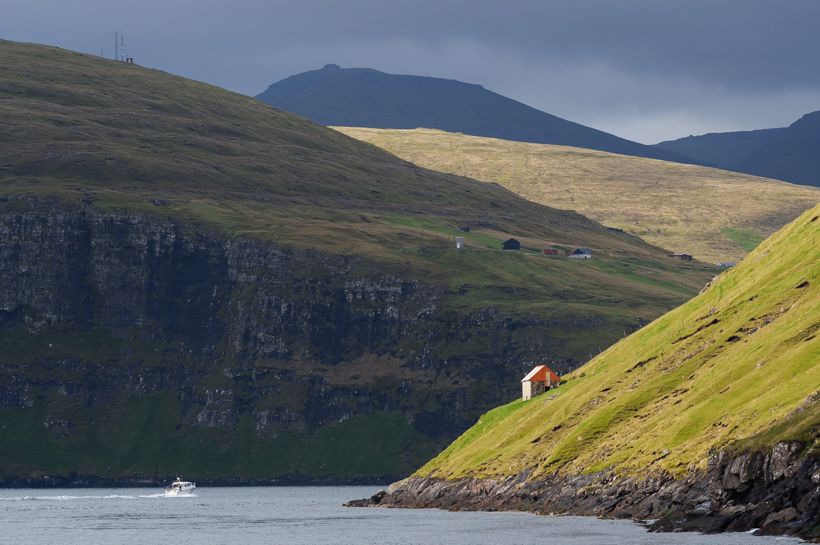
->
[114,31,118,61]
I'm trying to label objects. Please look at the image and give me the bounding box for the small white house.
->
[521,365,561,400]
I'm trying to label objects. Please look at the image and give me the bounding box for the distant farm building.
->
[567,247,593,259]
[502,238,521,251]
[521,365,561,400]
[669,253,693,261]
[459,226,471,233]
[716,262,736,268]
[543,248,559,256]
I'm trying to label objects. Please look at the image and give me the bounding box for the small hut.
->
[567,247,593,259]
[521,365,561,400]
[502,238,521,251]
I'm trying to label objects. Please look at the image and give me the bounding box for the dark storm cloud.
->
[3,0,819,142]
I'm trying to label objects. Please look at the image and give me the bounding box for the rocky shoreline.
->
[347,441,819,542]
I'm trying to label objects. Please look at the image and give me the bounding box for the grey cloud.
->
[2,0,819,142]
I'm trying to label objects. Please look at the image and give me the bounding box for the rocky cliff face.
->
[351,442,819,541]
[0,200,583,482]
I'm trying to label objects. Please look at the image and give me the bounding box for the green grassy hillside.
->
[0,40,658,260]
[0,39,713,358]
[417,205,819,480]
[337,127,819,263]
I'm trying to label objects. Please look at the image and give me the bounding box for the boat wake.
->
[0,494,137,502]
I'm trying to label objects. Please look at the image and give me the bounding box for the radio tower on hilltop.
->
[112,31,134,64]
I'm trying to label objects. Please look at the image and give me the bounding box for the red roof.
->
[521,364,561,383]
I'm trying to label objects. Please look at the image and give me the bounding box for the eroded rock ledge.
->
[0,203,584,480]
[347,442,819,541]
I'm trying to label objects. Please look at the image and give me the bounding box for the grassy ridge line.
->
[335,127,819,262]
[0,39,659,261]
[0,39,702,265]
[416,204,819,480]
[0,39,715,357]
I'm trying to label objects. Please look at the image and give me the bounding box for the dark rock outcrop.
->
[348,443,819,541]
[0,201,586,481]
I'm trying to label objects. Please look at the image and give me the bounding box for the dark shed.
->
[502,238,521,251]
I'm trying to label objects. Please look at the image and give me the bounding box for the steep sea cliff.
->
[0,201,587,483]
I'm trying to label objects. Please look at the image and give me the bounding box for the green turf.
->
[721,227,766,252]
[416,205,819,480]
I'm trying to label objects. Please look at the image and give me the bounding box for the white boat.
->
[164,476,196,496]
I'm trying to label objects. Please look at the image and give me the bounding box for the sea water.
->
[0,486,803,545]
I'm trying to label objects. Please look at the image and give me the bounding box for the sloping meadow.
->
[418,204,819,480]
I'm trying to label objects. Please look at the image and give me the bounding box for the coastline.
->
[347,442,819,542]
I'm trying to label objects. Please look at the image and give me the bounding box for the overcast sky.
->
[3,0,819,143]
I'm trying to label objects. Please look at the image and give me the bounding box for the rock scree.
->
[346,442,819,541]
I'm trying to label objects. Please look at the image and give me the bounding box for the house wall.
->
[522,381,546,400]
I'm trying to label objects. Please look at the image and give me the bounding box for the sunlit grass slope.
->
[417,205,819,479]
[0,40,714,361]
[336,127,819,263]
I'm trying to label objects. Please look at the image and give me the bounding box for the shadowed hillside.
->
[256,64,696,163]
[736,111,820,188]
[655,111,820,188]
[655,128,783,169]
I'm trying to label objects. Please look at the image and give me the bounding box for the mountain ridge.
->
[256,64,698,164]
[735,110,820,187]
[655,127,784,168]
[654,111,820,187]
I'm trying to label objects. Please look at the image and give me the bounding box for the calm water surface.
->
[0,486,803,545]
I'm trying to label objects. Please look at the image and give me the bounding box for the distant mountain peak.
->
[794,109,820,124]
[256,66,697,164]
[654,110,820,187]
